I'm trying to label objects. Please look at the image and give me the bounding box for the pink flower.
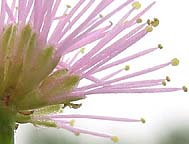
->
[0,0,187,143]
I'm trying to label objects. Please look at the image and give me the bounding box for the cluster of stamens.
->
[0,0,187,143]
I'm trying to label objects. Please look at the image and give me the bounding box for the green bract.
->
[0,25,81,111]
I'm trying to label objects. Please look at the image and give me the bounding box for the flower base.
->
[0,105,15,144]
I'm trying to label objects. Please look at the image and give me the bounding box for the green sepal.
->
[16,113,32,124]
[14,46,58,99]
[14,89,46,110]
[8,25,58,104]
[34,104,63,115]
[6,24,33,89]
[17,24,33,50]
[39,73,80,100]
[0,25,17,97]
[15,72,81,110]
[32,120,57,128]
[16,111,57,128]
[6,25,34,90]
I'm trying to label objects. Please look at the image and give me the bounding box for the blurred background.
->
[15,0,189,143]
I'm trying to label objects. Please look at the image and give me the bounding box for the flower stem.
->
[0,105,15,144]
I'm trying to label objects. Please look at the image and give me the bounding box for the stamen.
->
[182,86,188,92]
[69,120,75,126]
[124,65,130,71]
[111,136,119,143]
[147,19,151,25]
[109,21,113,26]
[66,4,72,8]
[99,14,104,18]
[158,44,163,49]
[64,4,72,16]
[80,48,85,54]
[162,80,167,86]
[136,18,142,23]
[85,87,182,94]
[145,26,153,32]
[69,2,155,72]
[166,76,171,82]
[140,118,146,123]
[50,114,142,123]
[94,48,158,73]
[58,123,113,139]
[171,58,179,66]
[102,69,123,81]
[151,18,159,27]
[132,1,141,10]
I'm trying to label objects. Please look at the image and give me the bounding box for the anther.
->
[132,1,141,10]
[109,21,113,26]
[166,76,171,82]
[69,120,75,127]
[182,86,188,92]
[162,80,167,86]
[99,14,104,18]
[151,18,159,27]
[141,118,146,124]
[80,48,85,54]
[111,136,119,143]
[145,26,153,32]
[171,58,179,66]
[66,5,72,8]
[147,19,151,25]
[136,18,142,23]
[124,65,130,71]
[158,44,163,49]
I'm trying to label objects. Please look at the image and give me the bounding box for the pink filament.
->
[58,123,112,138]
[50,114,141,123]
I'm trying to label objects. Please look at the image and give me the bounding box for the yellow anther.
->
[147,19,151,25]
[171,58,179,66]
[166,76,171,82]
[136,18,142,23]
[145,26,153,32]
[141,118,146,124]
[162,80,167,86]
[158,44,163,49]
[151,18,159,27]
[69,120,75,127]
[124,65,130,71]
[132,1,141,10]
[182,86,188,92]
[80,48,85,54]
[111,136,119,143]
[66,4,71,8]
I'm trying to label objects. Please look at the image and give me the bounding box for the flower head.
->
[0,0,187,142]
